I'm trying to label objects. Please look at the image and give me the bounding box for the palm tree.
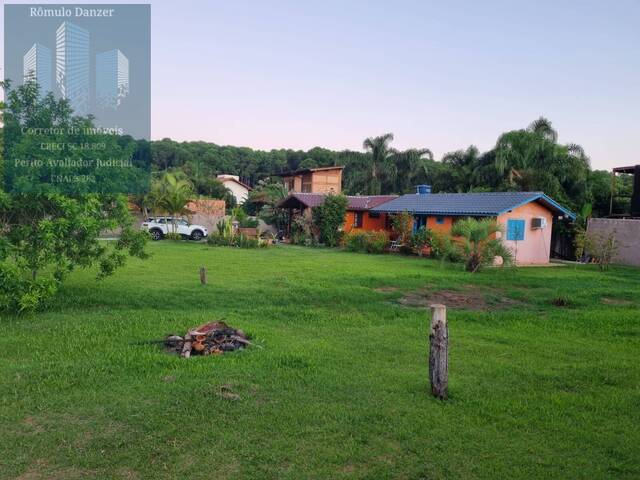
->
[450,218,513,272]
[363,133,395,195]
[442,146,481,192]
[493,117,590,209]
[159,172,193,235]
[528,117,558,142]
[390,148,433,193]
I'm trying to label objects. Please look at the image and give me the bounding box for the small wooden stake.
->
[199,266,207,285]
[429,304,448,399]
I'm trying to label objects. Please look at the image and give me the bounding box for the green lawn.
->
[1,243,639,479]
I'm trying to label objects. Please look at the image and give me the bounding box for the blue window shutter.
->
[507,219,525,241]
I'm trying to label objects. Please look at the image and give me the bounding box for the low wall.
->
[587,218,640,267]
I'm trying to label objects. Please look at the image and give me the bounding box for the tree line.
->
[148,120,632,218]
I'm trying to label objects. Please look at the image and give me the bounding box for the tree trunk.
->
[429,304,448,399]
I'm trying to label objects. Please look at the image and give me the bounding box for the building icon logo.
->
[23,43,52,97]
[96,49,129,109]
[55,21,90,114]
[21,20,130,114]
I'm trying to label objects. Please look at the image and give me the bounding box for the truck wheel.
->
[191,230,204,241]
[150,229,163,241]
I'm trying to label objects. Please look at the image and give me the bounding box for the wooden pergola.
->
[610,165,640,217]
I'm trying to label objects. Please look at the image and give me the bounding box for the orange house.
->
[276,193,397,235]
[343,196,398,233]
[371,186,576,265]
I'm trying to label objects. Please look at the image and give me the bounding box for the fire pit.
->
[165,321,254,358]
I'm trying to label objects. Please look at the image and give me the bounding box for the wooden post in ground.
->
[429,304,448,399]
[199,266,207,285]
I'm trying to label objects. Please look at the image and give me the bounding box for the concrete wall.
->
[587,218,640,267]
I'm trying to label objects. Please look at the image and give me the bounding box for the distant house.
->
[217,175,251,205]
[371,185,576,265]
[277,193,397,235]
[276,166,344,194]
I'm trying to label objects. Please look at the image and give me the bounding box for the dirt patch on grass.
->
[15,461,98,480]
[22,416,45,434]
[601,297,633,306]
[374,286,399,293]
[399,287,518,310]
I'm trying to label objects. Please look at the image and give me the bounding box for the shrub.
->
[0,263,57,313]
[207,234,234,247]
[450,218,513,272]
[429,231,460,262]
[575,229,618,270]
[216,217,234,238]
[343,231,367,252]
[239,217,259,228]
[343,231,388,254]
[164,232,182,241]
[391,211,412,244]
[237,234,260,249]
[207,233,267,249]
[410,227,432,256]
[291,214,315,245]
[312,194,348,247]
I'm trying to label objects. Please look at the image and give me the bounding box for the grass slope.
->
[1,243,639,479]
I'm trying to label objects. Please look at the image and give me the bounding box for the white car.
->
[141,217,208,241]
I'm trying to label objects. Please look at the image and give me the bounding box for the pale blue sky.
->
[2,0,639,170]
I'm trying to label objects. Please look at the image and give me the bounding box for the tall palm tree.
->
[363,133,395,195]
[442,146,481,192]
[528,117,558,142]
[390,148,433,193]
[493,117,590,210]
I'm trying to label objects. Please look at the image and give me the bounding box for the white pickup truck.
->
[141,217,208,241]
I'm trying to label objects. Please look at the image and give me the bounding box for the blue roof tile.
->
[370,191,576,219]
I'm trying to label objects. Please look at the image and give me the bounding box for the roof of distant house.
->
[371,191,576,220]
[275,165,345,177]
[277,193,398,211]
[217,175,251,190]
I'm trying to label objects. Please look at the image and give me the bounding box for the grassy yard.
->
[1,242,639,479]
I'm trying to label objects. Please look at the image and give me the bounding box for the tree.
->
[194,177,235,207]
[363,133,395,195]
[0,81,148,312]
[410,226,432,256]
[312,194,348,247]
[391,211,412,244]
[158,172,194,236]
[450,218,512,272]
[388,148,433,194]
[494,117,590,211]
[441,146,482,192]
[244,179,288,230]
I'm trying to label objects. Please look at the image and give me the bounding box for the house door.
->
[413,215,427,232]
